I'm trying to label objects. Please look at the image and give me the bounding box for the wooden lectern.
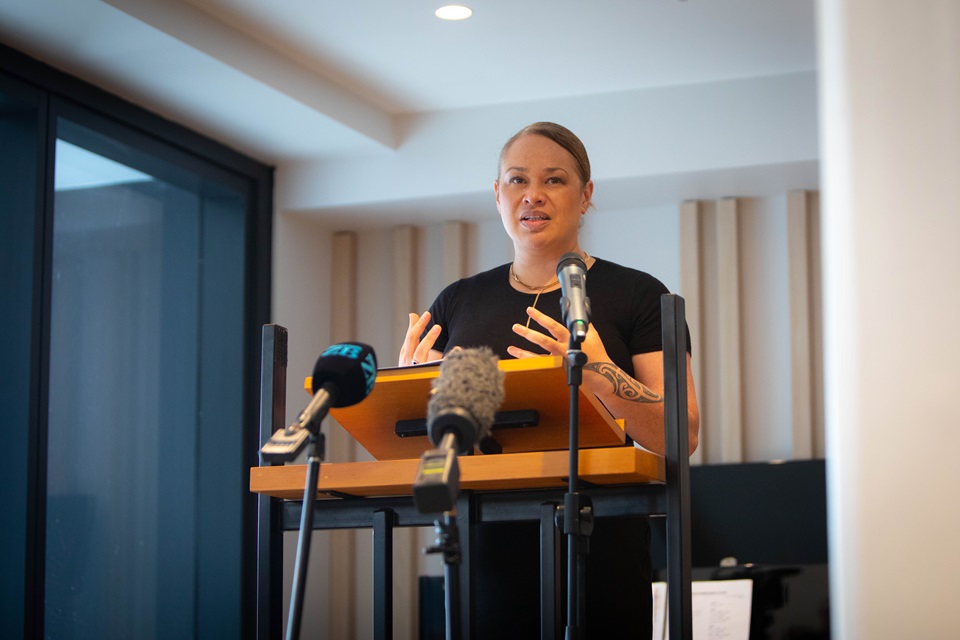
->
[251,295,692,640]
[324,354,626,460]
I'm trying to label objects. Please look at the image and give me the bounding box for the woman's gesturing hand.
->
[507,306,611,366]
[398,311,443,366]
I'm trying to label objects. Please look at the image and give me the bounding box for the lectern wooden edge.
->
[250,446,665,500]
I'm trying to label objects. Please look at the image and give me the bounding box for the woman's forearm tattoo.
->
[583,362,663,403]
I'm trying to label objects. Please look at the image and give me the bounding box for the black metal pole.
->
[661,294,692,640]
[423,509,464,640]
[564,341,590,640]
[439,512,462,640]
[285,433,325,640]
[373,508,395,640]
[455,492,474,640]
[541,502,562,640]
[258,324,286,640]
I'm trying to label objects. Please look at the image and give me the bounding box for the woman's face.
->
[495,134,593,255]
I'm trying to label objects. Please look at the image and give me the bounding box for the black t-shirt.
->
[423,257,676,637]
[426,258,682,376]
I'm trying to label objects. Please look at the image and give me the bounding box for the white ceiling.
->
[0,0,820,227]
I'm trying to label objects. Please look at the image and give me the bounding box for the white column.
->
[392,226,418,353]
[442,221,467,282]
[272,212,334,639]
[818,1,960,637]
[328,231,357,638]
[390,225,422,640]
[715,198,744,463]
[787,191,814,459]
[679,200,705,465]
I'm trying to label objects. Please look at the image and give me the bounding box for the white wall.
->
[818,0,960,637]
[276,71,819,227]
[580,204,682,294]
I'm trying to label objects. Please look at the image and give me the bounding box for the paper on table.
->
[652,579,753,640]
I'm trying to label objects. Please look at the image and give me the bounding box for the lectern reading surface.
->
[310,355,625,460]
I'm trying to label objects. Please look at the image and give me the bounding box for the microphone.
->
[260,342,377,463]
[414,348,504,513]
[557,252,591,341]
[427,347,504,452]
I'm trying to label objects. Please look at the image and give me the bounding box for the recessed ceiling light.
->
[435,5,473,20]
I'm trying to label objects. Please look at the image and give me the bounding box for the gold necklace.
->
[510,264,558,291]
[510,253,590,328]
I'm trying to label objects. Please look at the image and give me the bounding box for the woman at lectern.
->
[399,122,700,638]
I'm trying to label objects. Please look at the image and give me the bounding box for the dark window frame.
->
[1,41,272,640]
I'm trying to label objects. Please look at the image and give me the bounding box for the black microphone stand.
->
[564,333,593,640]
[417,430,466,640]
[425,508,462,640]
[285,430,325,640]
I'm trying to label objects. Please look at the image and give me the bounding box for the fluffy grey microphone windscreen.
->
[427,347,505,440]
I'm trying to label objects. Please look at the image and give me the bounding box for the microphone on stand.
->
[260,342,377,463]
[413,347,504,513]
[557,252,591,342]
[273,342,378,640]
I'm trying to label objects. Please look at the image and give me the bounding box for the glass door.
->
[43,114,248,639]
